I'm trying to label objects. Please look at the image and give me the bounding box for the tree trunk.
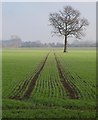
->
[64,35,67,52]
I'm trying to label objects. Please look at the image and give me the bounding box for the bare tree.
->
[49,6,89,52]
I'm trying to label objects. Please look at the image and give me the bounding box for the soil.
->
[9,51,78,100]
[9,52,50,100]
[54,52,78,99]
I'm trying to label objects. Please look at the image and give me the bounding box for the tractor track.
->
[54,52,78,99]
[9,52,50,100]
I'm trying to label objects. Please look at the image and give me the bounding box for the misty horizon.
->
[1,2,96,44]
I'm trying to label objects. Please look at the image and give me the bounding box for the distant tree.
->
[49,6,89,52]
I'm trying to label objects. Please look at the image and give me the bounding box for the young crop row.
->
[55,51,96,100]
[2,49,96,119]
[30,52,67,101]
[3,49,96,102]
[2,49,48,98]
[54,52,78,99]
[8,52,50,100]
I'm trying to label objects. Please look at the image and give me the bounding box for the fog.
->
[2,2,96,44]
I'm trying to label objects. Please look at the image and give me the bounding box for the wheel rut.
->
[9,51,78,100]
[54,52,78,99]
[9,52,50,100]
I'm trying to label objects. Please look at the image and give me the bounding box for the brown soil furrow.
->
[54,52,78,99]
[9,52,50,100]
[21,52,50,99]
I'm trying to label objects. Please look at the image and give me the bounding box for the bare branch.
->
[49,5,89,39]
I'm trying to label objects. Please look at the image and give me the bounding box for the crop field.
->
[2,48,96,119]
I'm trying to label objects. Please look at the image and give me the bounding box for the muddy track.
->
[9,52,50,100]
[54,52,78,99]
[22,52,50,99]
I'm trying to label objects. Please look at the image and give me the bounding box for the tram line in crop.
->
[54,52,78,99]
[9,52,50,100]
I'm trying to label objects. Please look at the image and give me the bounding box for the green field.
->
[2,48,96,119]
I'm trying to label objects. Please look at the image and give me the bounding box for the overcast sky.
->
[2,2,96,43]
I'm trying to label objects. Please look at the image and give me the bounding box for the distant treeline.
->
[21,41,64,47]
[21,41,96,47]
[1,39,96,48]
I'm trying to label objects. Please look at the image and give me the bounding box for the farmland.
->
[2,48,96,119]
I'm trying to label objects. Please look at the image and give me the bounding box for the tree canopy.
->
[49,6,89,52]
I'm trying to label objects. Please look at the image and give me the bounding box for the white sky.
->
[1,1,96,43]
